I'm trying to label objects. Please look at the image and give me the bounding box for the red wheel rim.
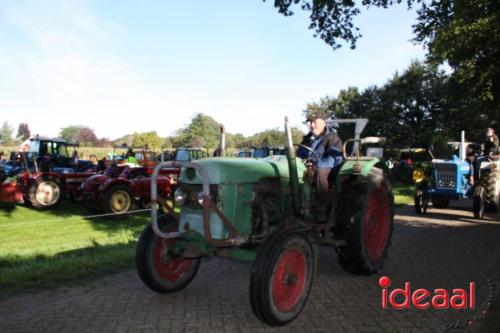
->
[272,248,307,312]
[363,186,391,261]
[153,238,192,282]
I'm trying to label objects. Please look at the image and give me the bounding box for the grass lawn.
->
[0,201,150,298]
[393,184,414,206]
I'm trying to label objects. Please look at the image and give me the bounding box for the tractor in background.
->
[413,131,500,219]
[135,117,394,326]
[473,147,500,219]
[237,147,286,158]
[0,137,95,209]
[81,147,207,216]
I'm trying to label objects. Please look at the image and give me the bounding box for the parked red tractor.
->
[0,137,96,209]
[80,147,207,216]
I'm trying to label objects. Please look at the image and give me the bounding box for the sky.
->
[0,0,425,140]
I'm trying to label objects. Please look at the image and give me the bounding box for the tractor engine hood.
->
[179,156,306,185]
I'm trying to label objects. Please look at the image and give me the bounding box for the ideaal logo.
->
[379,276,475,310]
[379,276,498,330]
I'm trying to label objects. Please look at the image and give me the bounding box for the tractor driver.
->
[297,112,343,221]
[484,127,499,156]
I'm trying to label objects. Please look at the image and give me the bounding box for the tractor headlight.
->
[174,188,187,206]
[197,192,206,206]
[412,167,425,183]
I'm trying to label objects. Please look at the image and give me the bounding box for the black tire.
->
[480,169,499,213]
[135,214,200,293]
[414,187,429,215]
[336,170,394,275]
[28,176,62,209]
[431,195,449,209]
[249,229,314,326]
[82,192,101,214]
[100,184,133,218]
[473,186,486,219]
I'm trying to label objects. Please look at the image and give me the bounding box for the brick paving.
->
[0,201,499,333]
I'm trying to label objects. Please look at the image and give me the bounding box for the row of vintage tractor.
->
[0,137,291,214]
[0,137,207,213]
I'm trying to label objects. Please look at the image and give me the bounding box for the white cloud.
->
[0,0,189,139]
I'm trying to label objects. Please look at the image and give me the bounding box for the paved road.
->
[1,202,499,333]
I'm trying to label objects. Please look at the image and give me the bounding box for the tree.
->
[0,122,15,145]
[247,127,303,147]
[413,0,500,122]
[132,131,162,150]
[96,138,112,147]
[59,126,81,142]
[175,113,223,148]
[163,137,174,149]
[17,123,30,140]
[75,127,99,146]
[303,61,455,148]
[268,0,416,50]
[226,133,246,148]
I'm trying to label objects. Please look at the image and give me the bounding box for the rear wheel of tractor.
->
[414,187,429,215]
[431,195,449,209]
[28,177,62,209]
[481,169,500,213]
[337,174,394,275]
[101,184,133,218]
[250,230,314,326]
[473,186,486,219]
[135,214,200,293]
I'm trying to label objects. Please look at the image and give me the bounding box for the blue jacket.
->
[297,128,343,169]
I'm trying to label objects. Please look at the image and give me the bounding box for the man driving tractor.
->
[297,112,343,221]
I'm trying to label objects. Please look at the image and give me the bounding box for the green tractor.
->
[135,117,394,326]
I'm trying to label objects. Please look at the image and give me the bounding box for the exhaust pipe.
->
[219,125,226,157]
[284,117,302,215]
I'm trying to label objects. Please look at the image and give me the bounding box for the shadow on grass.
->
[0,204,17,218]
[0,199,152,236]
[0,240,138,299]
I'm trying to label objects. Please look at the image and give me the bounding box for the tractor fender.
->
[156,176,174,196]
[81,174,110,192]
[336,158,387,191]
[30,171,61,182]
[98,178,131,193]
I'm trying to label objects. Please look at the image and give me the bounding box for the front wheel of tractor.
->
[249,229,314,326]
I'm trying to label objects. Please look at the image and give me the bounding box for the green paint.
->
[336,158,381,189]
[171,229,217,257]
[223,248,257,262]
[179,156,306,185]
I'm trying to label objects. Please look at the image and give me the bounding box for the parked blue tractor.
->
[414,131,500,219]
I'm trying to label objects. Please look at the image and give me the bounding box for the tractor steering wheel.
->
[294,144,320,164]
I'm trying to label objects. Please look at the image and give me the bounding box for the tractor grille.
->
[435,163,456,190]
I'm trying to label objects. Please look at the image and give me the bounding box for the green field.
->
[0,201,150,298]
[393,185,414,206]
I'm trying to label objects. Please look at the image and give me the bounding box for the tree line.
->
[305,60,496,155]
[0,114,304,151]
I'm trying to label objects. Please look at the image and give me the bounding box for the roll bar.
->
[151,161,210,239]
